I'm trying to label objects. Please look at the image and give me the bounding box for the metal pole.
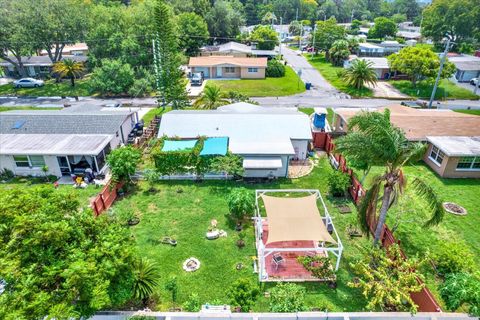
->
[279,17,282,57]
[428,39,450,108]
[311,23,316,58]
[475,79,479,95]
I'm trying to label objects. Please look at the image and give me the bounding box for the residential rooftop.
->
[0,55,87,67]
[188,56,267,67]
[427,136,480,157]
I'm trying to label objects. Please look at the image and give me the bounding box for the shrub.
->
[106,146,142,184]
[227,188,255,222]
[0,168,14,180]
[128,78,154,97]
[433,241,474,275]
[297,256,335,280]
[266,59,285,77]
[165,277,178,303]
[228,278,259,312]
[269,283,307,312]
[328,170,351,196]
[89,59,135,95]
[440,273,480,316]
[182,293,201,312]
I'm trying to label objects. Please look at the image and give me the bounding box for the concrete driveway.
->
[186,80,206,98]
[368,81,408,99]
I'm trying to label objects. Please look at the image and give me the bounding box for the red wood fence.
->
[319,132,442,312]
[91,181,124,216]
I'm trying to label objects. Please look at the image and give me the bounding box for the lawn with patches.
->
[454,109,480,116]
[209,66,305,97]
[305,54,373,98]
[391,80,479,100]
[0,79,91,97]
[111,156,370,311]
[0,106,62,112]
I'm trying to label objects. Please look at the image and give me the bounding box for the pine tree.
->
[153,0,188,109]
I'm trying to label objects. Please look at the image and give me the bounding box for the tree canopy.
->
[250,25,279,50]
[368,17,397,39]
[177,13,210,56]
[0,186,135,319]
[311,18,346,56]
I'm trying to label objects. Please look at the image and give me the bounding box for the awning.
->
[162,139,197,152]
[243,157,283,169]
[200,137,228,156]
[261,194,337,245]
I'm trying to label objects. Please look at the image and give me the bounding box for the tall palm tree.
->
[342,59,378,89]
[193,85,230,110]
[329,39,350,66]
[132,257,160,305]
[335,109,444,245]
[52,58,85,87]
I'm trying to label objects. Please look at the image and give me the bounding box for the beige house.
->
[332,105,480,178]
[189,56,267,79]
[424,136,480,178]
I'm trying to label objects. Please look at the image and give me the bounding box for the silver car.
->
[13,78,45,88]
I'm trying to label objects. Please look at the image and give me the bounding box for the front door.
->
[57,156,71,175]
[216,67,222,78]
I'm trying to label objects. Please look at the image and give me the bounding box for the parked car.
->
[190,73,203,86]
[470,78,479,86]
[13,78,44,88]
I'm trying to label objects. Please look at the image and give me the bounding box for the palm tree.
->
[132,257,160,305]
[335,109,444,245]
[329,40,350,66]
[193,85,230,109]
[342,59,378,89]
[52,58,85,87]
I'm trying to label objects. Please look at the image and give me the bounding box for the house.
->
[358,43,385,57]
[39,43,89,56]
[0,55,87,78]
[157,103,312,178]
[396,30,421,41]
[332,105,480,178]
[188,56,267,79]
[344,56,392,79]
[378,40,404,55]
[424,136,480,178]
[0,108,139,177]
[200,41,278,59]
[448,55,480,82]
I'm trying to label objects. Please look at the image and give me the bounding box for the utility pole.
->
[279,16,283,56]
[311,22,317,58]
[298,20,303,50]
[428,39,451,108]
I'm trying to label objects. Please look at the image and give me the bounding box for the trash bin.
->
[305,82,312,90]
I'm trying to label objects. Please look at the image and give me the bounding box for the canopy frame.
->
[254,189,343,282]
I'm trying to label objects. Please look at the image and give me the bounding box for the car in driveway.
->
[190,73,203,86]
[470,78,478,86]
[13,78,44,88]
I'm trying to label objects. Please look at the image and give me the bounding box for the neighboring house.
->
[357,42,385,57]
[201,41,278,59]
[424,136,480,178]
[378,41,404,55]
[189,56,267,79]
[448,54,480,82]
[344,56,392,79]
[332,105,480,178]
[396,30,421,41]
[0,55,87,78]
[39,43,89,56]
[0,108,139,177]
[157,102,312,178]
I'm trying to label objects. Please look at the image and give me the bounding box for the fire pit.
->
[182,257,200,272]
[443,202,467,216]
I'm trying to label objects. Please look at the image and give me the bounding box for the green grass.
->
[453,109,480,116]
[299,107,335,125]
[391,80,479,100]
[209,66,306,97]
[305,54,373,98]
[0,79,91,97]
[111,156,370,311]
[142,107,170,126]
[0,106,62,112]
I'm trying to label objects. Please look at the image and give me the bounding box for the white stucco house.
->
[0,108,139,177]
[157,103,312,178]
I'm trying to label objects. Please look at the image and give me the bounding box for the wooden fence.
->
[91,181,124,217]
[319,132,442,312]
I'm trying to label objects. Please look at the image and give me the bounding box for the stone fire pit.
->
[183,257,200,272]
[443,202,467,216]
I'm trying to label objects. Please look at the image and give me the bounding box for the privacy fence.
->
[314,131,442,312]
[91,181,124,217]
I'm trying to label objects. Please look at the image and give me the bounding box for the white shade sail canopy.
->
[261,194,337,245]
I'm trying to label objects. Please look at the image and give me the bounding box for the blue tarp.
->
[313,113,326,129]
[200,137,229,156]
[162,139,198,152]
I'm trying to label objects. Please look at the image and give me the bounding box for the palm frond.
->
[411,177,444,227]
[357,175,383,236]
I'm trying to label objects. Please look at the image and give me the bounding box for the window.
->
[13,155,45,168]
[429,146,445,166]
[224,67,236,73]
[456,156,480,170]
[14,155,30,167]
[248,67,258,73]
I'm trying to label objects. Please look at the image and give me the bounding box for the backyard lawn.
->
[391,80,479,100]
[209,66,305,97]
[306,54,373,98]
[0,79,91,97]
[111,155,370,311]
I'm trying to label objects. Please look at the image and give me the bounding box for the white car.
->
[13,78,44,88]
[470,78,479,86]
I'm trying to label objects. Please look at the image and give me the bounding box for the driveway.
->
[0,77,13,86]
[186,80,206,98]
[368,81,408,99]
[281,46,339,97]
[453,79,480,96]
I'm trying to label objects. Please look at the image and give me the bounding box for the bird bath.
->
[183,257,200,272]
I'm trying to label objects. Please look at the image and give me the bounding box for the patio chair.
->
[272,253,285,270]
